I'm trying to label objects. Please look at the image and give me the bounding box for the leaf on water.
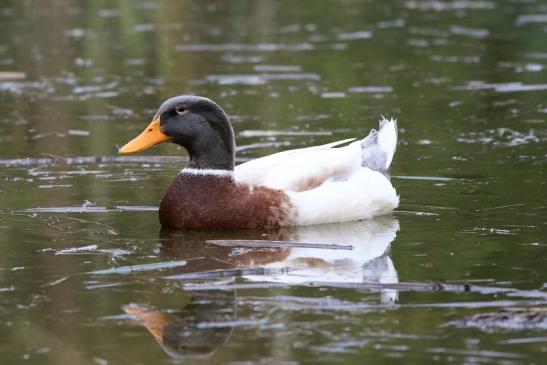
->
[88,260,186,275]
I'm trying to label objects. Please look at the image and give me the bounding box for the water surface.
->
[0,1,546,364]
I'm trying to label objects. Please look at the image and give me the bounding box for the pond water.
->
[0,0,546,364]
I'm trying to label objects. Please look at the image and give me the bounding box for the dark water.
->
[1,1,546,364]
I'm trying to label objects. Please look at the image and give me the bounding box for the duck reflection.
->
[123,290,235,360]
[124,216,399,359]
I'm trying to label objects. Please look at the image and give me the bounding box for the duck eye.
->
[175,107,185,115]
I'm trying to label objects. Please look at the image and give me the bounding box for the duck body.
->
[159,170,295,230]
[120,95,399,230]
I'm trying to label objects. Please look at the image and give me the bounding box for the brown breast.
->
[159,173,295,230]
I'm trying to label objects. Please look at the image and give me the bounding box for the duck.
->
[119,95,399,230]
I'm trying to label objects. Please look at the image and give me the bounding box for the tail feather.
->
[361,117,398,176]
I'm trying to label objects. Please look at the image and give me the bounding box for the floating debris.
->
[337,31,373,40]
[22,206,113,213]
[54,244,130,257]
[450,26,490,38]
[19,205,159,214]
[114,205,159,212]
[221,55,264,64]
[0,71,25,80]
[404,1,496,11]
[253,65,302,72]
[196,318,269,329]
[455,81,547,93]
[392,175,457,182]
[396,210,439,217]
[55,244,98,254]
[516,14,547,26]
[67,129,90,136]
[207,239,353,250]
[348,86,393,93]
[320,92,346,98]
[42,276,69,287]
[175,43,314,52]
[37,184,72,189]
[445,307,547,331]
[179,280,471,292]
[88,260,187,275]
[0,155,249,167]
[457,128,541,146]
[377,19,406,29]
[206,73,320,85]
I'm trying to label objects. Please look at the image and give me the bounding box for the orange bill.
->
[119,118,169,154]
[123,305,167,343]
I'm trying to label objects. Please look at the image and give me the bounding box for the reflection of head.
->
[134,229,291,359]
[123,290,235,360]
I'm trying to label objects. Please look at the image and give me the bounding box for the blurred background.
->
[0,1,546,364]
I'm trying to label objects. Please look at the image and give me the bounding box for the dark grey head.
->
[155,95,236,170]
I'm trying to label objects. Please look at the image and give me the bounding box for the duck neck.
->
[183,133,235,171]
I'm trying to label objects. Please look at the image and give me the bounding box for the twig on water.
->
[178,280,472,293]
[167,267,289,280]
[207,239,353,250]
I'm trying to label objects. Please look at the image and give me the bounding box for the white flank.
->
[288,168,399,226]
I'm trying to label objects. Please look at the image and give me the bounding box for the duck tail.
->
[360,117,398,177]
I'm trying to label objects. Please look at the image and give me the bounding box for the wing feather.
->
[235,139,362,191]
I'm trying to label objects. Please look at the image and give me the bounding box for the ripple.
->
[450,26,490,38]
[516,14,547,26]
[457,128,542,146]
[348,86,393,93]
[405,1,496,11]
[454,81,547,92]
[176,43,314,52]
[206,73,320,85]
[445,308,547,331]
[337,31,373,40]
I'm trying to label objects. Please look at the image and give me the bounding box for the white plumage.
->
[235,117,399,226]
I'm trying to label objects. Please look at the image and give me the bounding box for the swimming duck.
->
[119,95,399,230]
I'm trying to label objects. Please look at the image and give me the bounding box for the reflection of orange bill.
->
[123,304,167,343]
[119,118,169,154]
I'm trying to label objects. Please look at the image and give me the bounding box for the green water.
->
[0,1,546,364]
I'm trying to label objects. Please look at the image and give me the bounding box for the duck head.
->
[119,95,236,170]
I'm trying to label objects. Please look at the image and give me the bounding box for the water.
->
[0,0,546,364]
